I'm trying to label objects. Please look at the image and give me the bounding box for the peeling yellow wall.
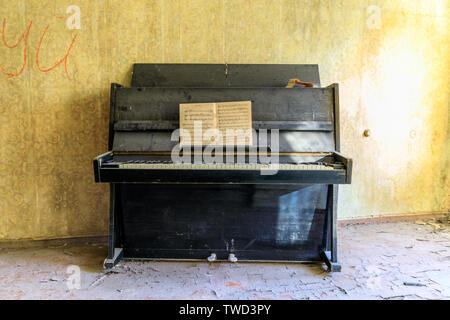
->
[0,0,448,240]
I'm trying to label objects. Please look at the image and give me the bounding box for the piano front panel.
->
[112,87,336,153]
[119,183,327,261]
[115,87,332,122]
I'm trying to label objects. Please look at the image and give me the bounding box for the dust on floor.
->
[0,220,449,300]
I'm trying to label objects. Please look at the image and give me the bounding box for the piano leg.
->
[104,183,124,269]
[104,248,123,269]
[321,250,341,272]
[321,184,341,272]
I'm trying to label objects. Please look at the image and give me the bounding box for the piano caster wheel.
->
[228,253,238,263]
[207,253,217,262]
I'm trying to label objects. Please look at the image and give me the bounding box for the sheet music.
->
[217,101,252,145]
[179,103,217,145]
[179,101,252,146]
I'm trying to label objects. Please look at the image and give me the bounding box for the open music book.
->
[179,101,252,146]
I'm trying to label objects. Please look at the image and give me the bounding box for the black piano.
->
[93,64,352,271]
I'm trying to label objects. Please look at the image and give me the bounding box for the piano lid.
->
[131,64,321,88]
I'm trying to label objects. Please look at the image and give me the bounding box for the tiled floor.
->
[0,219,449,299]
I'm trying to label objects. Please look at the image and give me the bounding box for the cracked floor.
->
[0,220,449,300]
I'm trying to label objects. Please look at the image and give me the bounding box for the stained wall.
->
[0,0,448,239]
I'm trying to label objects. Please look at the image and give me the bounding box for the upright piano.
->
[93,64,352,271]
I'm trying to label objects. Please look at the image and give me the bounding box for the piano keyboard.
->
[113,161,334,170]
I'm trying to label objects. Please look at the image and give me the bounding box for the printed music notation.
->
[179,101,252,146]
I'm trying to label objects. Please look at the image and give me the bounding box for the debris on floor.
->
[415,213,450,232]
[0,220,448,300]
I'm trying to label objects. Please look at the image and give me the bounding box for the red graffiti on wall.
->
[0,18,78,80]
[0,19,32,77]
[36,25,78,80]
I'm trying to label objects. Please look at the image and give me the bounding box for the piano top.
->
[131,63,321,88]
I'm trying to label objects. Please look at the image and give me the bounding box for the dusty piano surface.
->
[93,64,352,271]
